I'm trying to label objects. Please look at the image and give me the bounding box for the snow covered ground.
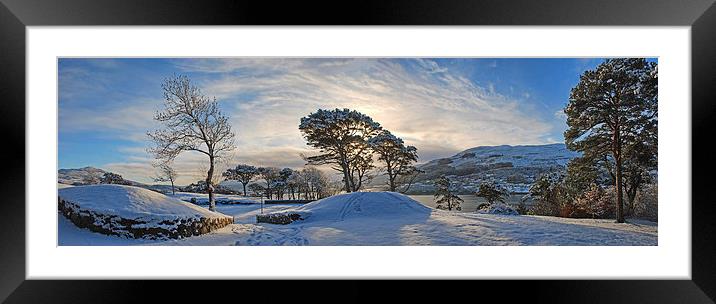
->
[59,192,657,246]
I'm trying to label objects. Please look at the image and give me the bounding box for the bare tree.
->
[147,75,235,211]
[153,161,178,195]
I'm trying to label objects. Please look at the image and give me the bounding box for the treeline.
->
[222,165,340,200]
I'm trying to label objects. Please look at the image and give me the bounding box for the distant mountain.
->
[58,166,109,186]
[58,166,170,192]
[406,143,580,194]
[58,166,235,194]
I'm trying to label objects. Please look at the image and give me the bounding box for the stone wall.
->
[58,197,233,240]
[256,213,303,225]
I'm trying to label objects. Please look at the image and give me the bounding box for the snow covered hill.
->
[58,185,233,239]
[409,143,580,194]
[259,192,431,224]
[426,143,579,169]
[58,167,179,194]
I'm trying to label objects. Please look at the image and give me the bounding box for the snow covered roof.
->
[58,184,228,220]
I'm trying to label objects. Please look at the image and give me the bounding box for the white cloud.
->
[59,100,160,142]
[64,58,559,183]
[186,58,553,158]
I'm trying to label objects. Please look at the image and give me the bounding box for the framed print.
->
[2,0,715,303]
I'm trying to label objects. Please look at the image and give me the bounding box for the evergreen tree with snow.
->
[100,172,128,185]
[223,164,259,196]
[299,108,382,192]
[529,173,564,216]
[565,58,657,223]
[475,181,509,206]
[433,175,463,211]
[369,130,419,192]
[248,183,266,198]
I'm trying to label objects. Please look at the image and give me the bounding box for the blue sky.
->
[58,57,651,184]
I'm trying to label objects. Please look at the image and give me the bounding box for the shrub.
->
[633,184,657,221]
[572,184,615,218]
[529,174,563,216]
[477,203,519,215]
[515,199,529,215]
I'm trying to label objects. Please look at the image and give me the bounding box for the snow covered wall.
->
[58,185,233,239]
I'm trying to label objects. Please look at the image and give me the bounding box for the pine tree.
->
[223,164,259,196]
[475,181,509,207]
[433,175,463,211]
[299,108,382,192]
[100,172,127,185]
[257,167,281,199]
[564,58,657,223]
[369,130,419,192]
[529,173,564,216]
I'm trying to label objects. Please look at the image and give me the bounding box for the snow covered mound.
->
[258,192,431,224]
[58,185,233,239]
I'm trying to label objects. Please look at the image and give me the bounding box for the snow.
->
[59,191,657,246]
[275,192,431,222]
[59,185,228,220]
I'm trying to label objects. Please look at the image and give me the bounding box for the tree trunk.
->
[339,153,353,193]
[207,156,216,211]
[170,179,175,195]
[613,131,625,223]
[242,183,247,197]
[626,185,638,215]
[624,173,641,216]
[386,159,396,192]
[388,168,396,192]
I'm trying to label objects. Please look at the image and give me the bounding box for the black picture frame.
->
[1,0,714,302]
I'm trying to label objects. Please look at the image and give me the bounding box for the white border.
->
[27,27,690,279]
